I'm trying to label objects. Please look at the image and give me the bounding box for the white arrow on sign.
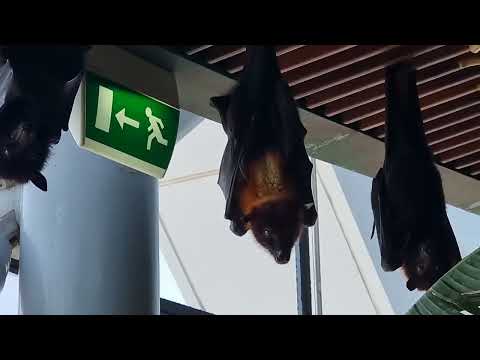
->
[115,108,140,130]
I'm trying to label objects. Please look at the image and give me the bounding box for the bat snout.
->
[273,249,290,264]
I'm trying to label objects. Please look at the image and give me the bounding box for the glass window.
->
[331,163,480,314]
[158,115,298,315]
[160,245,186,305]
[0,273,19,315]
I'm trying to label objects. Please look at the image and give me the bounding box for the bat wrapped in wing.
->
[370,62,461,291]
[0,46,90,191]
[210,46,317,264]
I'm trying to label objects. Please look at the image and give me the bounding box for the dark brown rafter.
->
[305,45,468,110]
[291,45,440,100]
[424,104,480,134]
[443,151,480,169]
[366,92,480,137]
[278,45,356,73]
[438,139,480,163]
[340,78,480,125]
[465,163,480,176]
[207,46,357,74]
[427,115,480,145]
[193,45,306,65]
[325,66,480,117]
[430,126,480,155]
[217,45,304,73]
[282,45,398,86]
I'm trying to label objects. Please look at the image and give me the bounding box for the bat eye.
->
[416,263,425,274]
[2,144,13,158]
[263,228,272,238]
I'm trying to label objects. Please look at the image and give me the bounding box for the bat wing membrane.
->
[371,168,405,271]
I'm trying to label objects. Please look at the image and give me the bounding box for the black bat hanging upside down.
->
[210,46,317,264]
[0,46,90,191]
[371,61,462,291]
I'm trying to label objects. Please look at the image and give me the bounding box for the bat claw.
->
[370,222,376,239]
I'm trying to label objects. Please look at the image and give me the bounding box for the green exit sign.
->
[84,72,179,179]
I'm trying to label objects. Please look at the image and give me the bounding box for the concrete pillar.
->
[18,131,159,314]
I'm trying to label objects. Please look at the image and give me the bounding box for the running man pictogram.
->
[145,107,168,150]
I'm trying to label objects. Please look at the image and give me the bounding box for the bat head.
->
[247,198,303,264]
[0,98,53,191]
[403,241,451,292]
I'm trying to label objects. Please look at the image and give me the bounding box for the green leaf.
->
[406,247,480,315]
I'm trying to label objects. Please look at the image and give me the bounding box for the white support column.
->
[18,131,159,315]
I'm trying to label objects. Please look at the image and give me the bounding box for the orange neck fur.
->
[239,151,294,222]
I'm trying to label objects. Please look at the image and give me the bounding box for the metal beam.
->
[295,227,312,315]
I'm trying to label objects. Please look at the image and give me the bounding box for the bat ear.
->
[210,95,230,117]
[303,203,317,227]
[30,171,47,192]
[406,278,416,291]
[230,218,248,237]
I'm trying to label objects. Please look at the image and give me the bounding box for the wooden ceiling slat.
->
[217,45,304,73]
[276,45,305,56]
[341,78,480,125]
[424,103,480,134]
[303,46,468,108]
[222,45,352,74]
[431,126,480,154]
[438,139,480,163]
[303,70,385,107]
[279,45,356,73]
[202,46,246,64]
[415,45,469,70]
[442,150,480,169]
[427,115,480,144]
[362,92,480,135]
[416,52,469,83]
[214,46,356,74]
[185,45,213,55]
[466,163,480,175]
[282,45,397,86]
[324,66,480,117]
[290,45,439,100]
[324,85,385,116]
